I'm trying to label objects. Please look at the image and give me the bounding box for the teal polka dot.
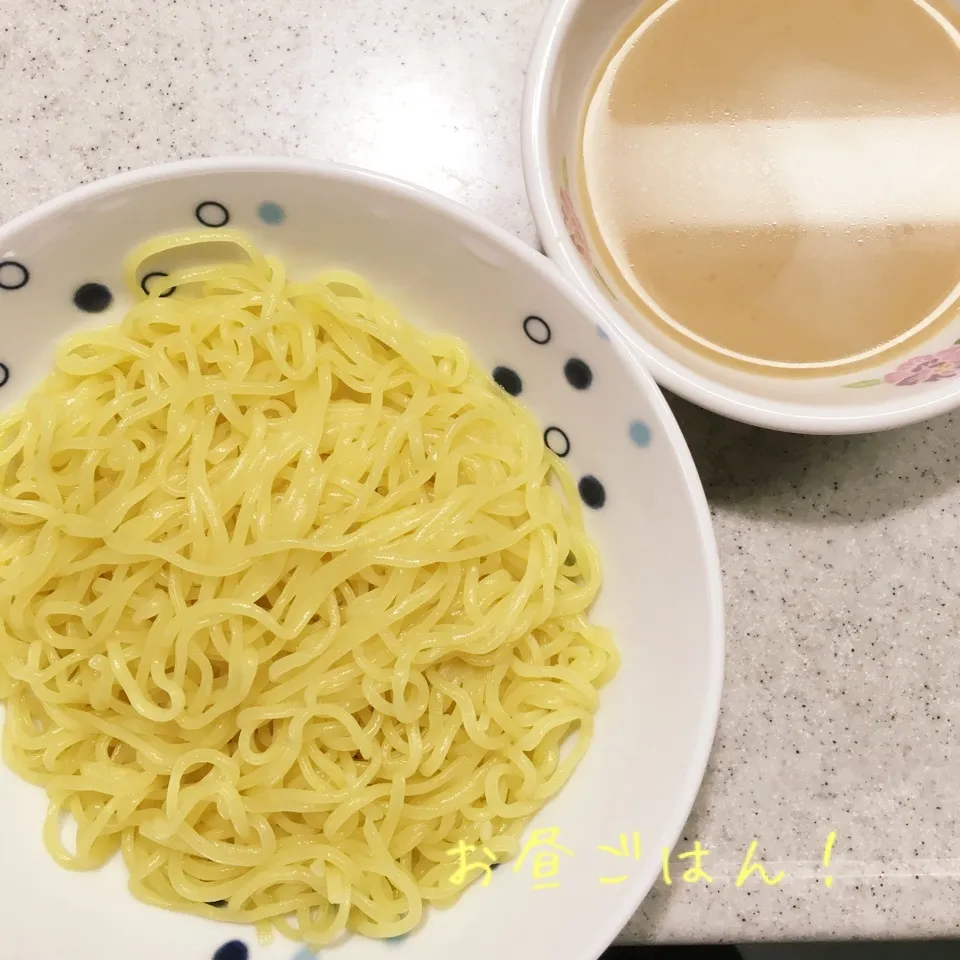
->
[290,949,316,960]
[258,201,286,225]
[386,935,408,946]
[629,420,651,447]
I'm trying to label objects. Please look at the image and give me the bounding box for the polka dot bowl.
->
[0,158,723,960]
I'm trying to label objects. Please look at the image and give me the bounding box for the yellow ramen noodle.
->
[0,231,617,945]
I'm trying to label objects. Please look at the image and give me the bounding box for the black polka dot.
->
[492,366,522,396]
[578,475,606,509]
[491,861,502,870]
[207,899,228,908]
[523,315,551,345]
[196,201,230,228]
[73,283,113,313]
[564,358,593,390]
[140,271,176,298]
[213,942,248,960]
[544,426,571,457]
[0,261,28,291]
[0,364,9,388]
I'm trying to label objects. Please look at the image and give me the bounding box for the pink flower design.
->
[884,345,960,386]
[560,186,593,267]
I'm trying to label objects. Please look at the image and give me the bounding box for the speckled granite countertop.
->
[3,0,959,945]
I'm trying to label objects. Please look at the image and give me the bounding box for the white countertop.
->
[3,0,960,945]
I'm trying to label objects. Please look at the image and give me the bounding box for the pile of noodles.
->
[0,230,618,945]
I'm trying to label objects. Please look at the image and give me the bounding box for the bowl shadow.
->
[666,394,960,525]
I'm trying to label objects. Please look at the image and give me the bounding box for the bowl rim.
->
[0,156,725,960]
[521,0,960,435]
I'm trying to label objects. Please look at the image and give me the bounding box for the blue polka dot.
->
[213,942,248,960]
[629,420,651,447]
[291,949,317,960]
[258,201,286,225]
[596,325,610,340]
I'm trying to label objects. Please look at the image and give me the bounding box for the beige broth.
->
[581,0,960,370]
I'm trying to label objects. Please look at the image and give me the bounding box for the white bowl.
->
[522,0,960,435]
[0,158,723,960]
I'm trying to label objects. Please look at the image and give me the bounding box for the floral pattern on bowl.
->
[845,342,960,388]
[559,157,617,302]
[559,157,592,267]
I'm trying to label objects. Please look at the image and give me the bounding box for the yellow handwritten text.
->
[448,840,497,887]
[662,840,713,885]
[444,831,837,892]
[736,840,785,887]
[514,827,573,890]
[678,841,713,884]
[598,832,642,884]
